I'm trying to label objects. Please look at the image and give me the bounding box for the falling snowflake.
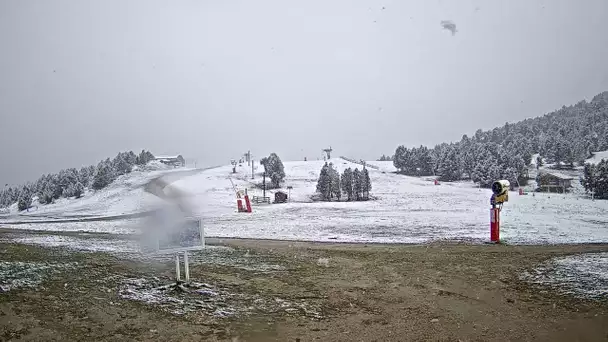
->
[440,20,457,35]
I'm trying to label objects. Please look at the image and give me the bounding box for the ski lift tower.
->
[322,146,333,160]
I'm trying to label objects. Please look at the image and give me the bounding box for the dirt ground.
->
[1,234,608,342]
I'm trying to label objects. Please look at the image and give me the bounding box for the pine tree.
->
[56,168,79,198]
[418,146,434,176]
[0,190,7,208]
[586,159,608,199]
[87,165,96,178]
[360,168,369,199]
[113,152,132,176]
[501,167,518,188]
[137,150,155,165]
[265,153,285,188]
[596,160,608,199]
[362,168,372,199]
[471,157,503,188]
[331,167,341,201]
[402,148,417,175]
[126,151,138,166]
[393,145,407,172]
[341,168,354,201]
[437,147,461,181]
[92,160,114,190]
[17,185,33,211]
[73,181,84,198]
[62,184,74,198]
[38,183,55,204]
[79,167,91,188]
[48,174,62,200]
[5,187,16,205]
[353,168,362,201]
[316,163,332,201]
[581,163,596,193]
[260,157,269,168]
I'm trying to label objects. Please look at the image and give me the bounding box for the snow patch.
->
[0,261,80,293]
[118,277,322,319]
[2,232,285,273]
[522,252,608,299]
[5,234,140,254]
[0,219,141,235]
[586,150,608,165]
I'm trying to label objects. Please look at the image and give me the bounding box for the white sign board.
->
[141,215,205,254]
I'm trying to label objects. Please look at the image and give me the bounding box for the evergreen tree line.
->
[386,91,608,187]
[259,153,286,188]
[316,163,372,201]
[0,150,155,211]
[581,159,608,199]
[377,154,393,161]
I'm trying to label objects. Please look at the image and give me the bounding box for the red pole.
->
[243,189,252,213]
[237,198,243,212]
[244,195,252,213]
[490,208,500,243]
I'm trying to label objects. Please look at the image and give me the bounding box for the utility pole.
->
[251,158,254,179]
[263,172,266,198]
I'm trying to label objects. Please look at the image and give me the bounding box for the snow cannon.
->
[491,180,509,206]
[489,179,510,244]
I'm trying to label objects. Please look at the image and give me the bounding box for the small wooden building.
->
[274,191,288,203]
[537,171,574,193]
[155,155,185,167]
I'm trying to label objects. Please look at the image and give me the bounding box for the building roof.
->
[540,171,574,180]
[155,155,182,160]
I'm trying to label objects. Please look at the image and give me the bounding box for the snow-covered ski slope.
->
[171,159,608,245]
[586,150,608,165]
[0,163,194,221]
[3,159,607,244]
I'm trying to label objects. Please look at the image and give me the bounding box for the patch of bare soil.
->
[1,238,608,341]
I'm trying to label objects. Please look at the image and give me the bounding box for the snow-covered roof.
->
[155,155,182,160]
[540,171,574,180]
[586,150,608,165]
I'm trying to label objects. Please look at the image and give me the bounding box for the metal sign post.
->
[142,216,204,288]
[175,254,181,281]
[183,251,190,282]
[174,251,191,283]
[287,186,293,201]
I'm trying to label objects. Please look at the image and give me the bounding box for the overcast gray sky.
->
[1,0,607,185]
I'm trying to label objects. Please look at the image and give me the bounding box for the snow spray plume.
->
[138,175,197,255]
